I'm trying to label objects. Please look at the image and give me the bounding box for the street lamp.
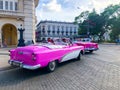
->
[17,24,25,47]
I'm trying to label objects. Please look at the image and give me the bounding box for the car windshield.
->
[46,38,71,45]
[35,38,71,49]
[54,38,68,45]
[42,45,66,49]
[34,44,66,49]
[76,38,91,42]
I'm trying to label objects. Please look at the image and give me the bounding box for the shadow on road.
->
[0,58,83,86]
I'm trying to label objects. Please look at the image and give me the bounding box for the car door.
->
[60,46,80,63]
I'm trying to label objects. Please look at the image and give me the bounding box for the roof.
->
[37,20,77,26]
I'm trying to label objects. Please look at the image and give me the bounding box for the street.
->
[0,44,120,90]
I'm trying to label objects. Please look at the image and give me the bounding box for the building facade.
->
[0,0,39,47]
[36,20,78,42]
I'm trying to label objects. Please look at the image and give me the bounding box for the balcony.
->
[0,10,25,19]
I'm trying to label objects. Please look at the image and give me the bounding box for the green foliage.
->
[110,16,120,40]
[74,9,104,36]
[74,3,120,41]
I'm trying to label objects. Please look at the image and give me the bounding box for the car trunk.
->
[10,45,48,65]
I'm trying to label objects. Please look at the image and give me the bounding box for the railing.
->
[0,10,25,18]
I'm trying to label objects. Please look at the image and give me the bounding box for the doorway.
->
[2,24,18,46]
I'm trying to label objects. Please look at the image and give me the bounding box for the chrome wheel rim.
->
[49,61,56,71]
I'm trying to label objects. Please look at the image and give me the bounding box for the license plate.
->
[12,62,20,66]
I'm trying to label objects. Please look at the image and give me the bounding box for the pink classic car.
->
[74,40,98,53]
[8,43,84,72]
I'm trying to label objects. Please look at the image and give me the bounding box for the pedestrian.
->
[32,40,34,44]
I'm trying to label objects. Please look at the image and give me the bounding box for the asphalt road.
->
[0,44,120,90]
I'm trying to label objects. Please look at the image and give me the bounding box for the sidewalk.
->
[0,47,15,71]
[100,42,116,45]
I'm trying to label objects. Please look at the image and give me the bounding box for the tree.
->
[74,9,104,36]
[74,4,120,41]
[101,4,120,41]
[110,16,120,40]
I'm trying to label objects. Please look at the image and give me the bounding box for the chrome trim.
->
[8,60,41,70]
[22,64,41,70]
[85,48,98,51]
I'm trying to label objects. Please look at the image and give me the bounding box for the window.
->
[66,26,68,35]
[15,2,18,10]
[10,2,13,10]
[66,26,68,31]
[5,1,8,10]
[0,1,18,11]
[74,27,77,34]
[52,25,55,31]
[74,27,76,31]
[70,27,72,31]
[57,26,60,34]
[0,1,3,10]
[70,27,72,35]
[48,25,50,30]
[61,26,64,35]
[62,26,64,31]
[57,26,60,30]
[39,26,41,31]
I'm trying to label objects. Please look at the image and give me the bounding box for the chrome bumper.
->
[8,60,41,70]
[85,48,98,51]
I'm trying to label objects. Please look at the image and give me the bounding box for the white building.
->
[0,0,39,47]
[36,20,78,42]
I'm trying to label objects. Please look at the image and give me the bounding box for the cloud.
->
[75,0,120,13]
[90,0,120,13]
[36,9,42,23]
[42,0,62,12]
[36,0,120,23]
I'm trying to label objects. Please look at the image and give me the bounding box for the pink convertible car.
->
[74,39,98,53]
[8,42,84,72]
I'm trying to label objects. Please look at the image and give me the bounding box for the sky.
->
[36,0,120,23]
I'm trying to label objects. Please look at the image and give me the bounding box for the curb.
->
[0,53,9,55]
[100,43,116,45]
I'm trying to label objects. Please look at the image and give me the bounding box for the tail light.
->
[32,53,36,61]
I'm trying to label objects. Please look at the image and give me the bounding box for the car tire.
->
[47,61,56,72]
[77,53,81,60]
[89,50,93,53]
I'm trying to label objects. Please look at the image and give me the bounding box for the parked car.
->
[74,40,98,53]
[8,41,84,72]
